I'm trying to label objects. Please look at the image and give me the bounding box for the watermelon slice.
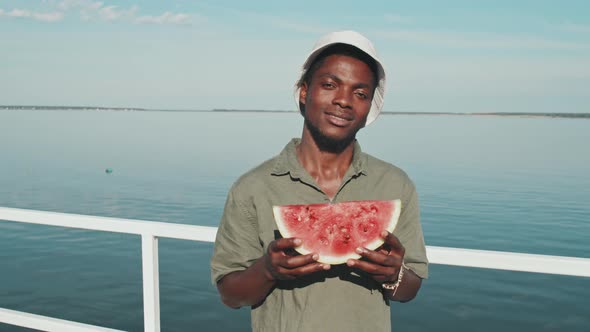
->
[272,200,401,265]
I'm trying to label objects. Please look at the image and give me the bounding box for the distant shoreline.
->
[1,106,589,119]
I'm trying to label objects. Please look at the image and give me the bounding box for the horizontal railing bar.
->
[426,246,590,278]
[0,307,124,332]
[0,207,217,242]
[1,206,589,277]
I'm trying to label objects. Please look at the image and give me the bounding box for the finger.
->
[269,267,296,280]
[355,247,400,267]
[381,231,405,255]
[264,254,296,281]
[293,262,331,275]
[346,258,395,277]
[273,259,329,279]
[281,253,320,268]
[269,237,302,253]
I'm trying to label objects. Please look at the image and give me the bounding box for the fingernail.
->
[323,264,331,270]
[381,231,389,238]
[294,238,302,246]
[355,247,364,254]
[347,259,354,266]
[312,254,319,261]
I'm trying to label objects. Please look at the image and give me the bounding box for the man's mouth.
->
[325,111,354,127]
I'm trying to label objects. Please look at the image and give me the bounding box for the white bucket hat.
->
[295,30,386,126]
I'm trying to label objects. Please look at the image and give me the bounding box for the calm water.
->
[0,110,589,331]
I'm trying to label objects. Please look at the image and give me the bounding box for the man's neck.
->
[296,128,355,198]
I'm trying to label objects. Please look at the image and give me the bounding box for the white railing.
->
[1,206,589,332]
[0,207,216,332]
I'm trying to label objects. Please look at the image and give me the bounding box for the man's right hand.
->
[216,237,331,308]
[263,237,330,281]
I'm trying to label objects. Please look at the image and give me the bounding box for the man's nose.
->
[332,87,352,109]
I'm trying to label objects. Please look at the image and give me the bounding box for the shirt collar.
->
[271,138,367,178]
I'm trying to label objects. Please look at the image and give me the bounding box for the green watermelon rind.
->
[272,199,402,265]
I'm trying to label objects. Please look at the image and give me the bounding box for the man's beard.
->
[304,117,359,153]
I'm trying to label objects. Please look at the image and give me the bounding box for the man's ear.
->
[299,82,308,106]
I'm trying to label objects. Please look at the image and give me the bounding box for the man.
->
[211,30,428,332]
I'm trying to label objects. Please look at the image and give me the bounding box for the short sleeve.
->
[210,183,264,284]
[393,179,429,279]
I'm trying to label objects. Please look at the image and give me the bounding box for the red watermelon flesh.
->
[272,200,401,265]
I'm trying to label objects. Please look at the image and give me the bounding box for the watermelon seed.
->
[340,227,351,240]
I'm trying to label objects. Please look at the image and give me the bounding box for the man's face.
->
[300,54,375,151]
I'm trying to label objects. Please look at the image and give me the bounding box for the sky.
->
[1,0,589,113]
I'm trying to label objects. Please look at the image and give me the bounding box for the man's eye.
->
[356,92,368,99]
[322,82,335,88]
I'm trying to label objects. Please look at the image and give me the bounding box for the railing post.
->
[141,234,160,332]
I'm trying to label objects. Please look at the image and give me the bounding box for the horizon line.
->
[1,105,589,118]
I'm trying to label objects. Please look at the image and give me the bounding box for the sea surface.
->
[0,110,589,331]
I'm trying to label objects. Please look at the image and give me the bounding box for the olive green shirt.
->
[211,138,428,332]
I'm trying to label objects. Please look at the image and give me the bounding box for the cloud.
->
[55,0,100,20]
[375,29,590,51]
[57,1,138,21]
[0,8,64,22]
[33,11,64,22]
[57,1,192,25]
[135,12,191,25]
[0,1,193,25]
[98,5,138,22]
[57,0,102,12]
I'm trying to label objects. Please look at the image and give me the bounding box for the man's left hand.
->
[346,231,405,283]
